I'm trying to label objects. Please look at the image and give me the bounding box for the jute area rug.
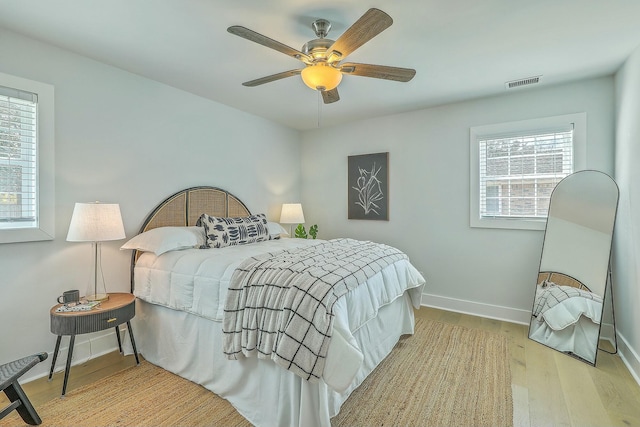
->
[2,318,512,426]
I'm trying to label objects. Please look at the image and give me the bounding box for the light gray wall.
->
[0,29,301,378]
[301,77,614,323]
[614,44,640,383]
[2,26,634,385]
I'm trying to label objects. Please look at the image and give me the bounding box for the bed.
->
[529,271,603,364]
[126,186,426,427]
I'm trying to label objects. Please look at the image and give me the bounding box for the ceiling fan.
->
[227,8,416,104]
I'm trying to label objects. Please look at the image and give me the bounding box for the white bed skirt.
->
[529,315,600,363]
[132,294,416,427]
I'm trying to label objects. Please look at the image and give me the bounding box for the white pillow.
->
[267,221,289,237]
[120,226,205,256]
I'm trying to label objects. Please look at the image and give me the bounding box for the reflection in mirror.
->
[528,170,619,365]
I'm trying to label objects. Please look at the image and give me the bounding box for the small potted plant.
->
[294,224,318,239]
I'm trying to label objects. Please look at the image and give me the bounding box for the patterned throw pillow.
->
[196,213,269,248]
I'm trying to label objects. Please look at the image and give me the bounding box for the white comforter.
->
[534,285,603,331]
[134,238,425,391]
[530,285,603,364]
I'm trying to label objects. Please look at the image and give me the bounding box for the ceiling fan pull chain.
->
[317,90,322,128]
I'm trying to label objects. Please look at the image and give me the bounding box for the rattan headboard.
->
[130,186,251,290]
[537,271,591,292]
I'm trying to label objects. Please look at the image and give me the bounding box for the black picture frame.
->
[348,152,389,220]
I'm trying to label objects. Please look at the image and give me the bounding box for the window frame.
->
[0,72,55,244]
[470,113,586,231]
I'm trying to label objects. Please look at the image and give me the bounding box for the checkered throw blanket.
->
[532,282,603,318]
[223,238,408,382]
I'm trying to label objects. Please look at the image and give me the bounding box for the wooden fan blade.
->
[322,88,340,104]
[340,63,416,82]
[326,9,392,60]
[242,69,302,87]
[228,26,311,63]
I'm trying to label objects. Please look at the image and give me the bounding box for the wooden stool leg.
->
[3,381,42,425]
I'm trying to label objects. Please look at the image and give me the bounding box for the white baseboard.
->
[21,327,125,384]
[616,331,640,387]
[599,321,615,342]
[421,292,531,325]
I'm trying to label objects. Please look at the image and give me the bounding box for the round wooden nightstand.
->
[48,293,140,396]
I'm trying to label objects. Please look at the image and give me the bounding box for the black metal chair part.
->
[1,352,48,425]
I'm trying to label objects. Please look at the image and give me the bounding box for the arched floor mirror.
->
[528,170,619,366]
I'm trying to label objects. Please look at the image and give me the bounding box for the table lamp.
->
[279,203,305,236]
[66,202,125,301]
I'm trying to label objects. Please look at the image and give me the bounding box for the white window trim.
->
[470,113,586,231]
[0,72,55,243]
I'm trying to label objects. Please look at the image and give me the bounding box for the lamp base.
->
[86,293,109,302]
[86,242,110,303]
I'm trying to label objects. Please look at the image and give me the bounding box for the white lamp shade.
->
[67,202,126,242]
[280,203,305,224]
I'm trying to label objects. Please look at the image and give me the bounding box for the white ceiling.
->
[1,0,640,131]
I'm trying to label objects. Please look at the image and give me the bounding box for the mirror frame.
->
[528,170,619,366]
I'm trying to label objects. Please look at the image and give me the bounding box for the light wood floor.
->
[5,307,640,426]
[417,307,640,427]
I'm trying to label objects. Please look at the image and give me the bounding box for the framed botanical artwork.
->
[348,152,389,220]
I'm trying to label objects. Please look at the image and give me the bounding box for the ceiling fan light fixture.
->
[301,64,342,91]
[229,9,414,104]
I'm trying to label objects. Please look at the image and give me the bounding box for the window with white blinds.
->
[479,127,573,219]
[0,86,38,229]
[470,113,586,231]
[0,72,54,243]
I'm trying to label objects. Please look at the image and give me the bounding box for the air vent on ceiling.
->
[505,75,542,90]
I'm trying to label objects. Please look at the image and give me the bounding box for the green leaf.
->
[294,224,307,239]
[309,224,318,239]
